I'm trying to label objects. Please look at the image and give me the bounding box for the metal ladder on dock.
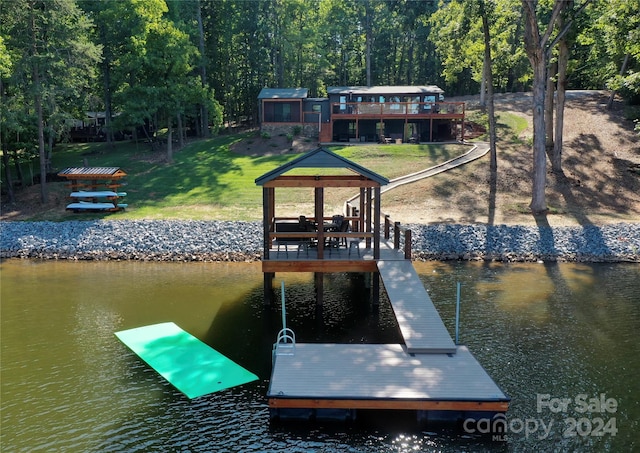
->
[273,281,296,361]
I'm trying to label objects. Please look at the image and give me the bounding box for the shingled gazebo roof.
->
[255,147,388,187]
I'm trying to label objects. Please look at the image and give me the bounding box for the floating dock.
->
[267,259,510,422]
[268,344,508,416]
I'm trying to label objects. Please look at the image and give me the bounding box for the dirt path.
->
[381,90,640,226]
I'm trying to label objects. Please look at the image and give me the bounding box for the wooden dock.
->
[268,344,509,414]
[268,257,510,421]
[377,260,456,354]
[257,147,509,422]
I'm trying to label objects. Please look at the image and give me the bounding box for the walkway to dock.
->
[377,260,456,354]
[346,141,489,206]
[381,141,489,194]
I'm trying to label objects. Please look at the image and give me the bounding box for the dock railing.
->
[343,199,413,260]
[267,216,374,258]
[331,101,465,117]
[383,214,412,260]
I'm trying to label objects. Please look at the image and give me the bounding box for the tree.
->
[478,0,498,179]
[0,36,16,202]
[521,0,567,214]
[430,0,527,96]
[2,0,100,203]
[552,8,570,173]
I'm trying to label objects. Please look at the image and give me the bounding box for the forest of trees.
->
[1,0,639,210]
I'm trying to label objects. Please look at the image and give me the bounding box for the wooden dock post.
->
[263,272,275,306]
[372,272,380,306]
[315,272,324,306]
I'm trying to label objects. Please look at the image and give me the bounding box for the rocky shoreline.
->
[1,220,639,263]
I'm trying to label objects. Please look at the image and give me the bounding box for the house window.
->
[406,96,420,114]
[390,95,401,111]
[348,122,357,137]
[275,103,291,122]
[263,101,301,122]
[424,95,436,111]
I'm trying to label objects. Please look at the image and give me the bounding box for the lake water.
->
[1,259,639,451]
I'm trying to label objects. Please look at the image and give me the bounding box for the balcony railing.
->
[331,101,464,116]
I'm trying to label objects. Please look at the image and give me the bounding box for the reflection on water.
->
[1,259,638,451]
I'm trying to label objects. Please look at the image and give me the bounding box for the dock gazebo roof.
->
[255,147,388,187]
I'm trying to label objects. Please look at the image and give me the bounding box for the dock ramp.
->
[377,260,456,354]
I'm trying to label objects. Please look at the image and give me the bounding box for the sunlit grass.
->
[13,134,480,221]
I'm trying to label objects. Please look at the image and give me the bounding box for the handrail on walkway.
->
[384,214,412,260]
[343,201,412,260]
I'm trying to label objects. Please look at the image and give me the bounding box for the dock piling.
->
[455,281,461,344]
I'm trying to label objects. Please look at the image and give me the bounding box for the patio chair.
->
[338,219,350,248]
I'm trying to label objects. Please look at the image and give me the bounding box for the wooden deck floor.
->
[377,260,457,354]
[268,343,509,411]
[268,240,403,260]
[262,240,405,273]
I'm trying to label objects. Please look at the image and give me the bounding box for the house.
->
[258,85,466,144]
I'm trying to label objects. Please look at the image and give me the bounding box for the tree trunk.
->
[522,0,548,214]
[481,9,497,178]
[2,151,15,203]
[607,53,629,110]
[196,0,210,138]
[0,88,15,202]
[479,58,487,109]
[166,119,173,163]
[12,149,24,186]
[365,1,372,86]
[553,34,569,173]
[103,58,114,148]
[530,60,548,214]
[29,5,47,202]
[36,90,47,203]
[100,22,115,148]
[46,124,54,172]
[545,60,556,151]
[177,113,184,149]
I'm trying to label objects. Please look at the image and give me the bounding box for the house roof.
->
[255,147,389,186]
[258,88,309,99]
[327,85,444,95]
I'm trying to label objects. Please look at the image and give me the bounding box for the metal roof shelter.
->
[58,167,127,179]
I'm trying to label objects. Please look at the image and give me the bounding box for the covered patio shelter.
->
[255,147,389,306]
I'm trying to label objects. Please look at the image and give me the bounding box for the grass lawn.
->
[6,112,525,222]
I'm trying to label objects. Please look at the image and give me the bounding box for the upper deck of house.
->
[326,85,464,120]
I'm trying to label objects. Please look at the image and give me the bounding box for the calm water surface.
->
[1,259,639,452]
